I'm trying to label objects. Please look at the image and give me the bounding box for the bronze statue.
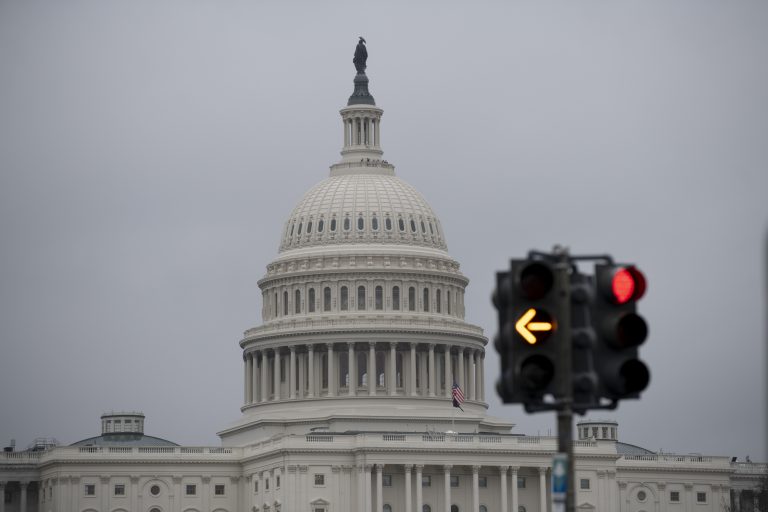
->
[353,37,367,74]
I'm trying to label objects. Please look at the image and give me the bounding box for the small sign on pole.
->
[552,453,567,512]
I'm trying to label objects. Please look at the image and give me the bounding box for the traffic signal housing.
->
[591,264,650,401]
[494,259,566,410]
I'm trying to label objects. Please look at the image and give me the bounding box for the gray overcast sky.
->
[1,0,766,460]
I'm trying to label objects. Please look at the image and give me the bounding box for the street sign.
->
[552,452,568,500]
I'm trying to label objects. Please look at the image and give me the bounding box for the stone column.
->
[410,343,418,396]
[500,466,508,512]
[389,343,397,396]
[290,346,297,399]
[19,481,29,512]
[511,467,519,512]
[100,476,109,512]
[260,351,268,402]
[308,344,315,397]
[245,354,252,403]
[657,482,667,512]
[539,467,548,512]
[457,348,465,391]
[368,342,377,395]
[357,465,366,512]
[472,466,480,512]
[428,344,436,396]
[684,483,693,512]
[405,465,413,512]
[444,347,452,397]
[348,343,357,395]
[469,351,476,400]
[298,351,306,398]
[416,465,424,512]
[364,465,373,512]
[479,352,485,401]
[376,464,384,512]
[252,352,259,402]
[274,349,281,400]
[443,465,452,512]
[328,343,336,396]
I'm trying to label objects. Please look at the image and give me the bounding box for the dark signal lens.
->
[519,355,555,391]
[519,263,554,300]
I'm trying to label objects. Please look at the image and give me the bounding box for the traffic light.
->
[591,264,650,401]
[494,259,566,410]
[569,271,599,412]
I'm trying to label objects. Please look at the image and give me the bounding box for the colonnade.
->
[344,115,380,147]
[355,464,549,512]
[0,480,32,512]
[243,342,485,405]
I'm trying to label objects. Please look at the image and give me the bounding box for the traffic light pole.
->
[553,249,575,512]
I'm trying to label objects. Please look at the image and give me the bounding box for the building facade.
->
[1,48,765,512]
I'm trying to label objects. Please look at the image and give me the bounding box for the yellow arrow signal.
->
[515,308,553,345]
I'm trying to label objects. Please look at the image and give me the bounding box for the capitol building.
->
[0,45,765,512]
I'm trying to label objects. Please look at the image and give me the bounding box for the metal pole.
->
[554,248,575,512]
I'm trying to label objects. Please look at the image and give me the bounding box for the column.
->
[419,348,427,395]
[443,465,452,512]
[511,467,519,512]
[657,482,667,512]
[684,483,693,512]
[539,467,548,512]
[252,352,259,402]
[308,344,315,397]
[500,467,508,512]
[470,351,477,400]
[369,342,376,395]
[348,343,357,395]
[245,354,252,403]
[415,466,424,512]
[479,352,485,401]
[457,348,465,391]
[298,351,306,398]
[472,466,480,512]
[100,476,109,511]
[364,465,373,512]
[428,344,436,397]
[20,481,29,512]
[467,351,475,400]
[328,343,336,396]
[0,482,6,512]
[274,349,281,400]
[290,346,297,399]
[405,465,413,512]
[260,351,268,402]
[444,347,452,397]
[375,119,380,146]
[344,119,349,146]
[388,343,397,395]
[410,343,418,396]
[376,464,384,512]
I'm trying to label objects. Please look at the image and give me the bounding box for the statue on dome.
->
[353,37,368,74]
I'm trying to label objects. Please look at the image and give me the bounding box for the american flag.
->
[452,382,465,411]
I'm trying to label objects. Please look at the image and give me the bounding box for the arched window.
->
[429,221,435,234]
[307,220,312,233]
[375,286,383,310]
[357,215,364,230]
[447,290,451,315]
[297,221,303,235]
[410,219,417,232]
[324,287,331,311]
[398,217,405,232]
[392,286,400,310]
[330,218,337,232]
[423,287,430,312]
[290,221,295,236]
[318,219,324,232]
[421,220,426,233]
[343,216,351,231]
[408,287,416,311]
[436,289,441,313]
[274,292,277,317]
[372,216,379,231]
[341,286,349,311]
[283,291,288,315]
[357,286,366,310]
[385,217,392,231]
[308,288,316,313]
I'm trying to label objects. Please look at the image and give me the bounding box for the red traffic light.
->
[607,266,646,304]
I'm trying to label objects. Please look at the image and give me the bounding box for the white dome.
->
[279,172,447,252]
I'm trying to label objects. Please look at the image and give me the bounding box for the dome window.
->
[290,222,295,236]
[295,290,301,314]
[423,288,430,312]
[410,219,417,233]
[357,216,365,231]
[297,222,303,235]
[308,288,316,313]
[340,286,349,311]
[283,291,288,316]
[357,286,366,310]
[323,287,331,312]
[330,218,337,232]
[392,286,400,310]
[372,216,379,231]
[429,222,435,235]
[307,220,313,233]
[436,289,441,313]
[344,217,351,231]
[375,286,383,310]
[385,216,392,231]
[318,219,324,233]
[398,218,405,232]
[408,287,416,311]
[447,290,451,315]
[420,220,426,233]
